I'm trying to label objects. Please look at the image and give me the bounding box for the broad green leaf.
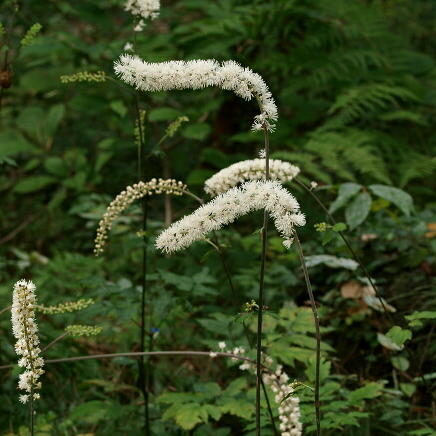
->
[345,192,372,230]
[329,183,362,214]
[14,176,57,194]
[348,382,382,404]
[400,382,416,397]
[46,104,65,136]
[0,131,35,158]
[218,398,253,419]
[377,333,402,351]
[44,157,69,177]
[386,326,412,347]
[405,310,436,328]
[368,184,413,216]
[148,107,181,121]
[182,122,211,140]
[110,100,127,117]
[391,356,410,371]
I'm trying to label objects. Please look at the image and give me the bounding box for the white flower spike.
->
[204,159,300,197]
[156,180,305,253]
[114,55,278,132]
[11,280,44,403]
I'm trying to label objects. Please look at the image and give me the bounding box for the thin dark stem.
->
[256,127,270,436]
[134,98,150,435]
[294,233,321,436]
[0,351,266,370]
[0,305,11,315]
[294,178,391,319]
[30,386,34,436]
[294,178,436,402]
[41,332,68,353]
[261,375,279,436]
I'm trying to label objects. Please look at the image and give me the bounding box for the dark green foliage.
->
[0,0,435,434]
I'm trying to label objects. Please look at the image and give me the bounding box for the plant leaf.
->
[345,192,372,230]
[329,183,362,214]
[368,184,413,216]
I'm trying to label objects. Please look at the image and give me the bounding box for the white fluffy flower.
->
[125,0,160,21]
[11,280,44,403]
[204,159,300,196]
[114,55,278,131]
[94,178,187,256]
[156,180,305,254]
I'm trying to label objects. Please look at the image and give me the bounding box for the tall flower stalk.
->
[256,127,270,435]
[11,280,45,436]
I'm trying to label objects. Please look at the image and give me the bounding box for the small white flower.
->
[218,341,226,350]
[19,394,29,404]
[125,0,160,21]
[310,181,318,190]
[123,42,134,51]
[209,351,217,358]
[259,149,266,158]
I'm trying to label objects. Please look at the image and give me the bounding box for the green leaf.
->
[345,192,372,230]
[377,333,402,351]
[329,183,362,214]
[348,382,382,404]
[0,131,35,158]
[368,184,413,216]
[385,326,412,347]
[148,107,181,121]
[44,157,69,177]
[110,100,128,117]
[14,176,57,193]
[400,382,416,397]
[182,122,211,140]
[46,104,65,137]
[391,356,410,371]
[405,310,436,328]
[332,222,347,232]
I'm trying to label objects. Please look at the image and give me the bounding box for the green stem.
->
[256,127,270,436]
[294,233,321,436]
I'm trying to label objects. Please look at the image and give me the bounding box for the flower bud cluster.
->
[125,0,160,31]
[37,298,94,315]
[95,178,187,255]
[204,159,300,197]
[156,180,305,253]
[60,71,106,84]
[213,343,302,436]
[114,56,278,131]
[65,325,103,337]
[11,280,44,404]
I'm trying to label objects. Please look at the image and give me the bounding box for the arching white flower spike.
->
[204,159,300,197]
[11,280,44,404]
[94,178,188,256]
[114,56,278,132]
[156,180,305,253]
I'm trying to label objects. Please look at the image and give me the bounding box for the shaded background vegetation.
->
[1,0,435,434]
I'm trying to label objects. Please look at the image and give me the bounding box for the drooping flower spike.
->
[94,178,188,256]
[204,159,300,197]
[212,343,303,436]
[156,180,305,253]
[114,56,278,132]
[11,280,44,404]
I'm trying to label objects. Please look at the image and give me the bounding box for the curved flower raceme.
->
[125,0,160,30]
[156,180,305,253]
[114,55,278,131]
[213,343,303,436]
[204,159,300,197]
[11,280,44,404]
[94,178,187,256]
